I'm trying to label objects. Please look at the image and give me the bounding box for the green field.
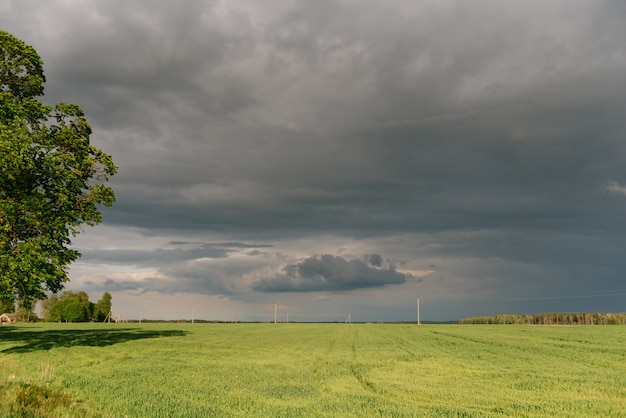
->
[1,323,625,417]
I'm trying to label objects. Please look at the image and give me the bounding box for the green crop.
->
[1,323,625,417]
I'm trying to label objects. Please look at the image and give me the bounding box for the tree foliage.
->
[93,291,112,322]
[47,290,110,322]
[0,296,14,313]
[38,293,57,320]
[0,31,116,305]
[459,312,626,325]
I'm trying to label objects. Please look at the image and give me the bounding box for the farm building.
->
[0,313,20,324]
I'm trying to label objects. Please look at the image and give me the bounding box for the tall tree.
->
[0,31,116,306]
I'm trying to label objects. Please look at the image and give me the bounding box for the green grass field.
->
[1,323,625,417]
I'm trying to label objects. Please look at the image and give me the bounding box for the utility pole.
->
[417,297,421,326]
[274,303,277,324]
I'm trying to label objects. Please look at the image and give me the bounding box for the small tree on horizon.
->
[93,292,112,322]
[46,290,111,322]
[48,291,89,322]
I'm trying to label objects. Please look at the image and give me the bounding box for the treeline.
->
[41,291,112,322]
[459,312,626,325]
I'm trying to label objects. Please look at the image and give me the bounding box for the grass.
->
[1,323,625,417]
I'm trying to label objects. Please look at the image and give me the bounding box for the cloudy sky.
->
[3,1,626,321]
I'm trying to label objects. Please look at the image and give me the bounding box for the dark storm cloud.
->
[4,2,626,237]
[83,0,626,238]
[253,254,413,292]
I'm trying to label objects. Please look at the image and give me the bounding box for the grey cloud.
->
[368,254,383,267]
[100,277,179,295]
[80,241,271,267]
[254,254,412,292]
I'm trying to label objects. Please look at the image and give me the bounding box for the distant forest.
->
[459,312,626,325]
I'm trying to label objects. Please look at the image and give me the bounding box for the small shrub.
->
[12,382,73,415]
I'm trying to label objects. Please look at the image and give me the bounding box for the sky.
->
[2,0,626,322]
